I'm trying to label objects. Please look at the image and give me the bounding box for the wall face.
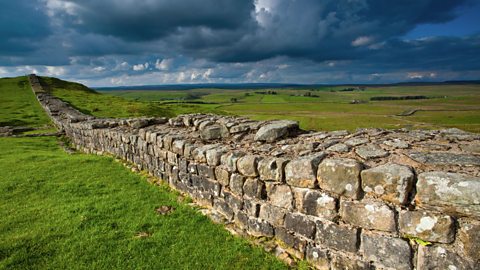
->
[29,75,480,269]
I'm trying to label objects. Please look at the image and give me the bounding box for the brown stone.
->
[458,219,480,261]
[399,210,454,243]
[265,183,293,209]
[259,203,287,226]
[340,200,396,232]
[317,158,363,199]
[285,153,325,188]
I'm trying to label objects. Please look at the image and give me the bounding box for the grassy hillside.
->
[0,77,52,128]
[0,77,289,269]
[101,85,480,132]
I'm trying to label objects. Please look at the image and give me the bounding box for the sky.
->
[0,0,479,87]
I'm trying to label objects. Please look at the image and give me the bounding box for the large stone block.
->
[243,178,265,199]
[361,233,412,270]
[220,151,245,172]
[258,157,288,182]
[458,219,480,261]
[330,254,371,270]
[197,164,215,180]
[300,190,337,220]
[206,147,228,166]
[265,183,293,209]
[418,245,475,270]
[237,155,261,177]
[415,172,480,218]
[214,165,230,186]
[223,190,243,211]
[361,163,414,205]
[254,120,299,142]
[247,218,274,237]
[229,173,245,196]
[213,198,234,221]
[276,227,307,259]
[171,139,185,155]
[315,221,358,253]
[340,200,396,232]
[259,203,287,226]
[285,153,326,188]
[200,123,229,140]
[285,213,316,239]
[355,144,388,160]
[317,158,363,199]
[399,210,454,243]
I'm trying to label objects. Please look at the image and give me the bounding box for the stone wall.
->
[29,74,480,269]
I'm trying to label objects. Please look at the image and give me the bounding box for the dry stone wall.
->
[29,74,480,269]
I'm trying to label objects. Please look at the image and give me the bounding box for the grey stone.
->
[418,245,475,270]
[458,219,480,261]
[237,155,260,177]
[399,210,455,243]
[276,227,307,259]
[214,166,230,186]
[243,178,265,199]
[331,254,371,270]
[214,198,234,220]
[223,191,243,211]
[257,157,287,182]
[326,143,350,153]
[317,158,363,199]
[259,203,287,226]
[229,173,245,196]
[285,213,316,239]
[200,124,229,140]
[247,218,274,237]
[416,172,480,218]
[254,120,299,142]
[408,152,480,166]
[355,144,389,159]
[340,200,396,232]
[301,190,337,220]
[383,139,409,149]
[361,233,412,270]
[265,183,293,209]
[345,137,369,146]
[361,163,414,205]
[220,151,245,172]
[206,147,227,166]
[171,139,185,155]
[285,153,326,188]
[316,220,358,253]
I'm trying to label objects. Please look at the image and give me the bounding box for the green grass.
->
[102,85,480,132]
[0,77,52,128]
[0,137,287,270]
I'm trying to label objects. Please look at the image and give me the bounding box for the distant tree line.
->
[370,95,429,101]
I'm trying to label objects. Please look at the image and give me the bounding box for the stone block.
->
[285,153,326,188]
[197,164,216,180]
[361,163,414,205]
[458,219,480,261]
[243,178,265,199]
[229,173,245,196]
[361,233,412,270]
[258,157,288,182]
[415,172,480,218]
[235,211,249,229]
[301,190,337,220]
[200,123,229,140]
[259,203,287,226]
[276,227,307,259]
[214,166,230,186]
[237,155,260,177]
[317,158,363,199]
[220,151,245,172]
[399,210,454,243]
[206,147,227,166]
[214,198,234,221]
[223,190,243,211]
[315,220,358,253]
[244,199,260,217]
[340,200,396,232]
[247,218,274,237]
[172,139,185,155]
[254,120,299,142]
[265,183,293,209]
[305,245,329,270]
[330,254,371,270]
[285,213,316,239]
[167,151,178,165]
[418,245,474,270]
[355,144,389,159]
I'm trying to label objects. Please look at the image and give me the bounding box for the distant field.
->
[100,84,480,132]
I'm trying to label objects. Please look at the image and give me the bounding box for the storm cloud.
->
[0,0,479,85]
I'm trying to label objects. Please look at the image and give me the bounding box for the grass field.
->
[100,85,480,132]
[0,76,289,269]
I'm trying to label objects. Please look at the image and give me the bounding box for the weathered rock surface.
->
[285,153,325,188]
[355,144,389,159]
[361,163,414,205]
[458,219,480,261]
[409,152,480,166]
[317,158,363,199]
[416,172,480,218]
[254,120,299,142]
[399,210,455,243]
[340,200,396,232]
[418,245,475,270]
[361,233,412,270]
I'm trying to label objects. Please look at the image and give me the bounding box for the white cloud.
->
[352,36,373,47]
[133,62,149,71]
[155,58,173,71]
[45,66,66,76]
[93,66,106,72]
